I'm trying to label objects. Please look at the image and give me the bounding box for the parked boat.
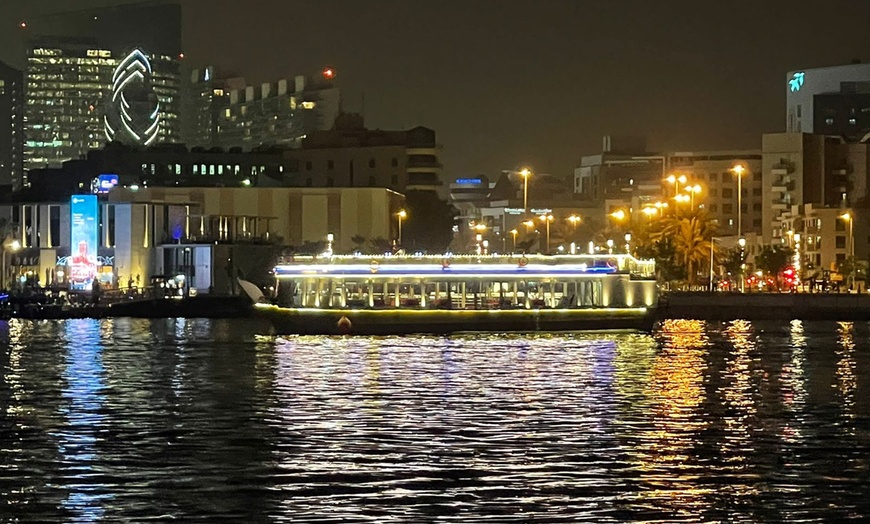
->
[250,253,658,335]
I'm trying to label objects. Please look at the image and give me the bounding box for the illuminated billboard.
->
[92,174,119,194]
[69,195,99,291]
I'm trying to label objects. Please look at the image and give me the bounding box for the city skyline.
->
[1,0,869,178]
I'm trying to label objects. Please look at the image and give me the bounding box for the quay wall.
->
[659,292,870,321]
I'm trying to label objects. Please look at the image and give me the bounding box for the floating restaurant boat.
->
[252,253,658,335]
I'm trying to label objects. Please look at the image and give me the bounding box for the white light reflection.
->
[58,320,111,522]
[835,322,857,433]
[780,320,808,443]
[719,319,760,507]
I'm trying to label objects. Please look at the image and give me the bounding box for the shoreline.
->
[5,292,870,323]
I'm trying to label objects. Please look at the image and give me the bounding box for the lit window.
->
[209,165,215,175]
[301,101,315,109]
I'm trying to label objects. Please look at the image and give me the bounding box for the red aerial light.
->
[323,68,335,79]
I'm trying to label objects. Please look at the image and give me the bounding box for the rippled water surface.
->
[1,318,869,522]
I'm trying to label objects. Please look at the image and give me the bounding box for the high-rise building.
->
[0,61,23,192]
[213,71,341,151]
[21,2,182,188]
[180,67,231,149]
[786,62,870,137]
[24,40,117,177]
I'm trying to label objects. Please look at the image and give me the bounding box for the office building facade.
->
[786,62,870,137]
[283,114,443,194]
[212,72,340,151]
[22,143,285,202]
[21,2,182,187]
[0,61,23,192]
[667,151,763,237]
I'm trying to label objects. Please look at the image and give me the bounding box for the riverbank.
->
[658,291,870,321]
[6,291,870,323]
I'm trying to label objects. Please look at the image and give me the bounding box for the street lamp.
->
[509,228,518,252]
[2,238,22,291]
[666,174,688,197]
[731,164,746,238]
[519,168,532,215]
[738,236,746,293]
[539,214,554,253]
[840,212,855,290]
[685,184,702,210]
[567,214,581,242]
[396,209,407,246]
[609,209,627,222]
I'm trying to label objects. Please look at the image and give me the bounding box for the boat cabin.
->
[271,254,657,311]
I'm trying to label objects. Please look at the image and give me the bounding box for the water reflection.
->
[0,319,869,521]
[58,320,110,522]
[835,322,857,430]
[632,319,711,518]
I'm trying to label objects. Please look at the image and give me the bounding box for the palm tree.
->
[653,212,719,286]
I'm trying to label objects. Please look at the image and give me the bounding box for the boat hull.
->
[255,305,655,335]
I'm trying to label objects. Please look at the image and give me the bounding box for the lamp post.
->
[840,212,854,290]
[519,168,531,215]
[732,164,746,239]
[397,209,407,246]
[666,174,688,198]
[2,239,21,291]
[509,228,518,252]
[709,237,720,292]
[539,214,553,253]
[685,184,702,211]
[567,214,581,242]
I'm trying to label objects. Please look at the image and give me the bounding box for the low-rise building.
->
[282,113,443,194]
[0,186,403,294]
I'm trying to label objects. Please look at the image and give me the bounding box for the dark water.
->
[0,318,868,522]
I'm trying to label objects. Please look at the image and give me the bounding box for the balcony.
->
[771,163,792,176]
[771,185,787,193]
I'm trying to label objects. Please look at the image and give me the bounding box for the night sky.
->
[2,0,869,179]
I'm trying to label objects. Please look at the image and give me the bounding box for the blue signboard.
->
[69,195,99,291]
[93,174,119,194]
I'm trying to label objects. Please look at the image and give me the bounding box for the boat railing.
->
[275,253,656,279]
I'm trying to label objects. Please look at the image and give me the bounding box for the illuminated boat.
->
[253,254,658,335]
